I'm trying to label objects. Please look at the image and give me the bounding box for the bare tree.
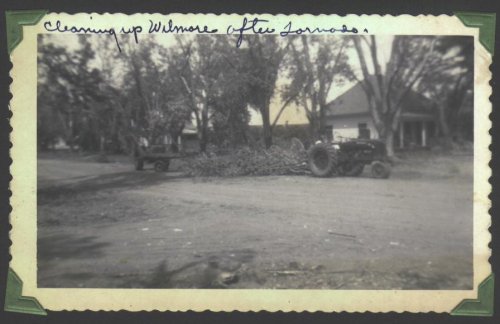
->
[117,38,192,153]
[352,36,438,156]
[282,36,351,140]
[243,36,290,148]
[416,36,474,145]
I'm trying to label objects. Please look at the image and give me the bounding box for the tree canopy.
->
[38,34,474,155]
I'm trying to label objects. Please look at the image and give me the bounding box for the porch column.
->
[399,121,405,149]
[421,121,427,147]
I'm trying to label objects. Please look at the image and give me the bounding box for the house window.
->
[358,123,370,139]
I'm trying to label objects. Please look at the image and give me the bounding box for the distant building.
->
[324,80,436,149]
[161,121,199,153]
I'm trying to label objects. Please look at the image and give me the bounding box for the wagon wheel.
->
[154,159,170,172]
[135,158,144,171]
[163,159,170,171]
[371,161,391,179]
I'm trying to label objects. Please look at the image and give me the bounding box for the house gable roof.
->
[326,81,370,116]
[325,77,434,117]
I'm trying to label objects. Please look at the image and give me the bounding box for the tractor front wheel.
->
[371,161,391,179]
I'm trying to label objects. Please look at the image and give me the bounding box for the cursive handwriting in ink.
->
[149,19,218,34]
[280,21,364,37]
[43,17,369,51]
[226,17,275,48]
[43,20,143,52]
[121,25,142,45]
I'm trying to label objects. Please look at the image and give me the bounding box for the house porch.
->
[395,118,436,149]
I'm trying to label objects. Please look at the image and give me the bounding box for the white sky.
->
[257,35,394,125]
[40,34,395,126]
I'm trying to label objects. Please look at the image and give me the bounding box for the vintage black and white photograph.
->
[36,32,474,290]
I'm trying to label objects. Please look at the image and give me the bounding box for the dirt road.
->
[37,155,473,289]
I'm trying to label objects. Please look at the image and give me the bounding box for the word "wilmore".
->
[43,16,367,51]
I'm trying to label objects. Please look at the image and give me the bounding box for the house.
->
[178,123,199,152]
[324,80,436,149]
[160,121,199,153]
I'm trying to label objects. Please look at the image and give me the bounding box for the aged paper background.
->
[9,13,492,312]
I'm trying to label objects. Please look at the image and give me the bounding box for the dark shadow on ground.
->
[38,234,110,260]
[133,248,257,289]
[38,171,189,204]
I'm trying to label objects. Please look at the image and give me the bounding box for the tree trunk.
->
[319,102,327,136]
[68,113,76,152]
[199,123,208,153]
[199,136,207,152]
[199,107,209,153]
[98,135,107,161]
[131,135,144,158]
[384,129,395,157]
[260,100,272,149]
[437,104,453,148]
[262,111,272,149]
[99,135,106,153]
[148,134,155,147]
[308,114,321,142]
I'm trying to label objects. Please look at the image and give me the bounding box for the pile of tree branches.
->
[183,145,308,177]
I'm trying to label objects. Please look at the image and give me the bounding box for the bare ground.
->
[37,153,473,289]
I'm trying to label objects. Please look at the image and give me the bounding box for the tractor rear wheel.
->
[154,159,170,172]
[308,143,337,177]
[371,161,391,179]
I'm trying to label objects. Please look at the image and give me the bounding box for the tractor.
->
[307,139,392,178]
